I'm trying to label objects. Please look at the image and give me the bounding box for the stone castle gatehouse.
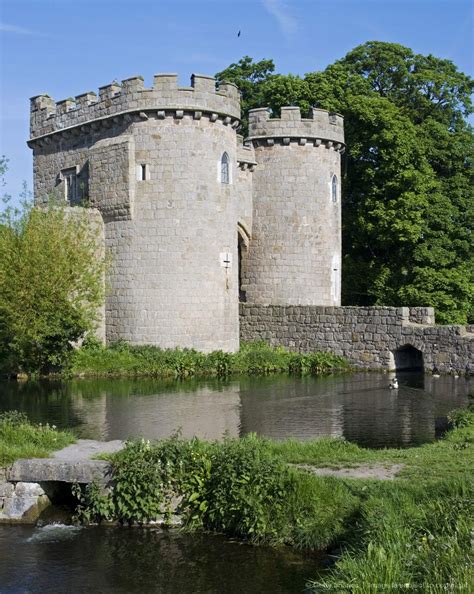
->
[28,72,473,373]
[28,73,344,352]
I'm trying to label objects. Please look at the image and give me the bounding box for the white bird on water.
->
[389,378,399,390]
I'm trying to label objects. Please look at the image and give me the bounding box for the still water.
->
[0,524,320,593]
[0,372,470,448]
[0,372,471,593]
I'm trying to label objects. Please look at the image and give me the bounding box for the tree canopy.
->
[216,42,474,323]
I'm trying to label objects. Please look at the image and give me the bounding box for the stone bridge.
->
[240,305,473,374]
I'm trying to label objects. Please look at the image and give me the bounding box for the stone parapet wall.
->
[240,305,474,374]
[236,134,256,167]
[247,107,344,149]
[30,74,240,139]
[408,307,436,325]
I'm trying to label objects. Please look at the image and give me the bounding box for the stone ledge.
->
[8,459,112,485]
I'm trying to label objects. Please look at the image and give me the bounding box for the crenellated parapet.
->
[236,135,257,170]
[29,74,241,142]
[247,106,344,151]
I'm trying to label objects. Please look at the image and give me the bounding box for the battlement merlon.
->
[247,106,345,148]
[29,74,241,140]
[236,134,257,168]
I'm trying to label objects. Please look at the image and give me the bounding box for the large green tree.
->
[217,44,474,323]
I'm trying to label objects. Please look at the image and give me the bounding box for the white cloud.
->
[0,23,35,35]
[261,0,298,38]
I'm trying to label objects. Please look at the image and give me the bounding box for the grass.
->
[309,478,473,593]
[0,410,75,466]
[75,406,473,591]
[68,339,350,379]
[270,407,474,481]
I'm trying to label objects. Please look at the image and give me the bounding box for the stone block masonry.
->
[29,72,345,352]
[30,69,470,369]
[240,305,474,374]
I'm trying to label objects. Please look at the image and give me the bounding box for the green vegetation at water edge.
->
[74,407,473,590]
[0,183,106,376]
[69,340,350,378]
[74,433,359,551]
[0,410,75,466]
[270,407,474,482]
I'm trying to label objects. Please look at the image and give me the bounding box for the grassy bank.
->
[0,411,75,466]
[270,407,474,482]
[69,340,349,379]
[74,408,473,590]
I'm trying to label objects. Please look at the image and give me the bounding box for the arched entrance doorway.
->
[390,344,424,371]
[237,222,250,303]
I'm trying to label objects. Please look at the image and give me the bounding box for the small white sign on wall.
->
[220,252,232,268]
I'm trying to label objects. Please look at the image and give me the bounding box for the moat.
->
[0,372,470,448]
[0,525,321,593]
[0,371,471,591]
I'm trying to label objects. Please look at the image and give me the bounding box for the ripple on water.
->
[26,523,82,543]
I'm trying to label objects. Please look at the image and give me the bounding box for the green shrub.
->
[72,434,357,549]
[0,201,106,375]
[447,406,474,429]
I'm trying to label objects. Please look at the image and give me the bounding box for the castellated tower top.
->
[29,73,240,140]
[247,106,344,149]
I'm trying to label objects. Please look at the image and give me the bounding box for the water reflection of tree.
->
[0,379,82,429]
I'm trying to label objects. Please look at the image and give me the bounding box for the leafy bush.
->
[447,406,474,429]
[0,200,106,375]
[73,434,357,549]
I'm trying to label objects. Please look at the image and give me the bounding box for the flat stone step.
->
[8,459,112,484]
[52,439,124,461]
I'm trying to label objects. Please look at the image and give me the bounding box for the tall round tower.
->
[29,74,246,352]
[243,106,345,306]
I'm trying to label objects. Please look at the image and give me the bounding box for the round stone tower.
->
[29,74,245,352]
[243,106,345,306]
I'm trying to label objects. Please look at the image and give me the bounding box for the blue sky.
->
[1,0,472,201]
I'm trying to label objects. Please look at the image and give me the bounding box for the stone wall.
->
[30,74,240,139]
[240,304,474,374]
[29,74,248,352]
[103,114,241,351]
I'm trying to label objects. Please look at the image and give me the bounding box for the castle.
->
[28,73,344,352]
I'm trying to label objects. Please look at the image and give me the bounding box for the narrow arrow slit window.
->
[331,174,338,203]
[221,152,230,184]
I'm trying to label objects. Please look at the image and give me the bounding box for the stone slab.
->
[52,439,124,461]
[8,459,112,484]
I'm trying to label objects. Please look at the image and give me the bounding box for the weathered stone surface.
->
[8,459,112,485]
[29,73,346,352]
[0,482,51,524]
[240,304,473,374]
[52,439,124,461]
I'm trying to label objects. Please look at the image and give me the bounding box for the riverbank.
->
[0,412,74,466]
[1,404,472,590]
[67,340,350,379]
[71,407,473,591]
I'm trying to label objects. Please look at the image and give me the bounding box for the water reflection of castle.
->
[67,374,470,448]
